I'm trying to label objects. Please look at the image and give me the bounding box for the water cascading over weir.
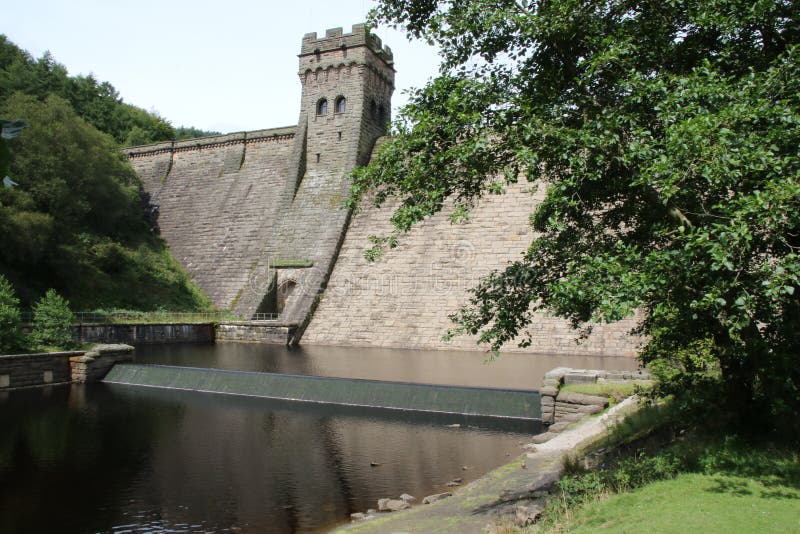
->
[125,25,395,344]
[103,363,541,422]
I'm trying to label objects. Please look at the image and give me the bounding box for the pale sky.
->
[1,0,441,133]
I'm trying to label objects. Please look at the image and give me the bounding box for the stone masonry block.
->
[556,391,609,407]
[539,386,559,397]
[563,371,599,384]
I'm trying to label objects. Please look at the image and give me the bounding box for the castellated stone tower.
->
[299,24,395,175]
[231,24,396,336]
[125,24,394,342]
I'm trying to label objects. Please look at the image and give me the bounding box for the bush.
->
[0,274,22,353]
[29,289,75,350]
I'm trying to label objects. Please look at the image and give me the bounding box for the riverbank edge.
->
[332,396,642,533]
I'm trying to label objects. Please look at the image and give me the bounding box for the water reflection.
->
[0,383,531,533]
[135,343,640,390]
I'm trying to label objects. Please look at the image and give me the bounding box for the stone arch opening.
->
[334,96,346,114]
[316,98,328,116]
[276,280,297,314]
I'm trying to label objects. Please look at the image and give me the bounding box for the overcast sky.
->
[2,0,441,133]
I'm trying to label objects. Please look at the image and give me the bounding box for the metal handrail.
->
[249,313,280,321]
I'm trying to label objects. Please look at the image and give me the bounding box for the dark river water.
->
[0,343,639,533]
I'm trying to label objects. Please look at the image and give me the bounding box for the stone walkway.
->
[332,397,640,533]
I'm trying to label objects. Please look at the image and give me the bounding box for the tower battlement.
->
[300,24,393,67]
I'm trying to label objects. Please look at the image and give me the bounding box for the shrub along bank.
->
[1,274,79,353]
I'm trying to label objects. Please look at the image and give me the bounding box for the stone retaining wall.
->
[0,344,133,389]
[216,323,297,344]
[69,344,134,382]
[0,351,77,389]
[540,367,651,425]
[76,323,215,344]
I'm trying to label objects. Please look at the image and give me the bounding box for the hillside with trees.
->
[0,36,212,311]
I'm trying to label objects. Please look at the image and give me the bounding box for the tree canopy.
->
[355,0,800,430]
[0,94,210,311]
[0,35,175,146]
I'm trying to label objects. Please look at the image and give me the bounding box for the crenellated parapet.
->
[300,24,393,67]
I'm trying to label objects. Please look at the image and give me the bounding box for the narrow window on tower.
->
[316,98,328,116]
[335,96,346,114]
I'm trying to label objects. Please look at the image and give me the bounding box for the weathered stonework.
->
[76,323,214,344]
[538,367,652,426]
[302,183,642,354]
[125,24,394,338]
[215,323,297,344]
[0,351,76,388]
[124,24,642,357]
[0,344,133,389]
[69,344,134,382]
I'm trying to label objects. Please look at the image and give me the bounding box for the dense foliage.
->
[0,83,211,312]
[175,126,221,140]
[0,35,175,146]
[356,0,800,430]
[0,275,21,352]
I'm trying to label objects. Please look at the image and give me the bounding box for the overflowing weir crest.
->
[103,364,541,421]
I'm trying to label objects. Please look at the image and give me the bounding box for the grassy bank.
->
[555,471,800,533]
[526,404,800,534]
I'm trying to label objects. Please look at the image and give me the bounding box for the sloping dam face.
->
[103,364,541,420]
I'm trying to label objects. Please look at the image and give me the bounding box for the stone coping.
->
[1,344,134,360]
[124,126,297,156]
[0,350,84,360]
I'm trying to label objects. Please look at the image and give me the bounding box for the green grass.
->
[530,408,800,534]
[560,381,653,402]
[559,473,800,533]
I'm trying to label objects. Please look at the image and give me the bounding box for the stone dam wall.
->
[127,128,298,313]
[302,183,641,355]
[124,24,641,357]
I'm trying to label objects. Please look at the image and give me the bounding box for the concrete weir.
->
[103,363,541,420]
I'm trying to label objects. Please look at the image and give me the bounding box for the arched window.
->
[316,98,328,116]
[378,104,386,123]
[335,96,346,114]
[370,100,378,119]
